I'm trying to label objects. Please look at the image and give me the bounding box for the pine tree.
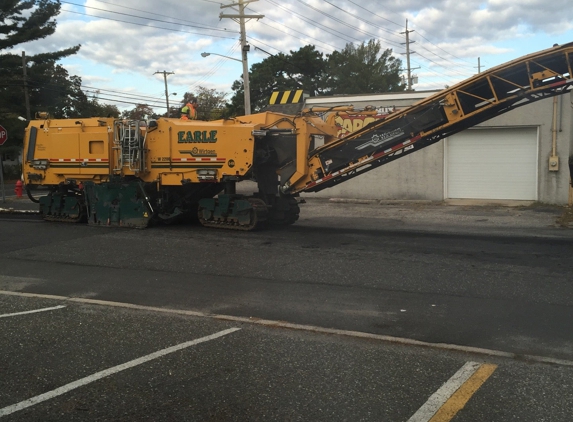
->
[0,0,81,147]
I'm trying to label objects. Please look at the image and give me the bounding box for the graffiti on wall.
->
[332,114,387,137]
[327,107,396,138]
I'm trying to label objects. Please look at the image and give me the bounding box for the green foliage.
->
[0,144,23,180]
[27,61,83,117]
[225,45,327,116]
[1,162,22,180]
[0,0,117,147]
[86,100,120,118]
[0,0,61,50]
[177,86,228,121]
[223,79,246,117]
[121,104,157,120]
[225,40,404,116]
[325,40,404,95]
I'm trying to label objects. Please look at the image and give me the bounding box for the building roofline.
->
[304,90,440,104]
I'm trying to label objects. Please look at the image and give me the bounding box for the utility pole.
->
[400,20,418,91]
[220,0,264,115]
[154,71,174,117]
[476,57,483,74]
[22,51,31,120]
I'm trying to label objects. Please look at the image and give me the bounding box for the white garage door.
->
[446,127,538,200]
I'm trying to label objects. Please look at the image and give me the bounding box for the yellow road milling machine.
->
[22,42,573,230]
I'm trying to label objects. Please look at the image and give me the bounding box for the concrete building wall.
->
[302,91,573,205]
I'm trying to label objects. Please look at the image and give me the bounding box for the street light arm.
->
[201,52,242,63]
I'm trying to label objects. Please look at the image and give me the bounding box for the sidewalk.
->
[0,195,40,212]
[298,197,573,237]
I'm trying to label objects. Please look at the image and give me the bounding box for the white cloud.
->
[11,0,573,109]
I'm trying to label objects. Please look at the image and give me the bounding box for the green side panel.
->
[198,198,216,211]
[198,194,254,224]
[39,192,83,220]
[39,195,52,216]
[218,195,232,214]
[64,196,81,219]
[84,180,152,228]
[234,199,254,225]
[198,198,216,221]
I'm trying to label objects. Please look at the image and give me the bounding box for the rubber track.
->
[198,198,269,231]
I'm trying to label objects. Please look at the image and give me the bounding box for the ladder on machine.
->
[113,120,147,174]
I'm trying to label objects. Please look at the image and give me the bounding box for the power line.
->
[293,0,404,49]
[345,0,402,28]
[49,0,474,103]
[188,42,243,91]
[414,50,470,78]
[90,0,230,32]
[60,9,238,39]
[259,0,359,49]
[61,1,237,34]
[82,91,166,107]
[20,76,170,108]
[414,32,475,66]
[12,79,169,109]
[319,1,474,72]
[79,85,163,102]
[85,94,167,108]
[321,0,404,39]
[309,1,475,74]
[253,19,340,53]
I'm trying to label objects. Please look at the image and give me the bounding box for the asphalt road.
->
[1,200,572,421]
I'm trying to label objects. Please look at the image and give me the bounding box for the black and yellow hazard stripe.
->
[269,90,305,105]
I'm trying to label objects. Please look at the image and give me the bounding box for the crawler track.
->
[198,198,269,231]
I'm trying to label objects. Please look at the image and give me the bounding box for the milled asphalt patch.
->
[2,289,573,368]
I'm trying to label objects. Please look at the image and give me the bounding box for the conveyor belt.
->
[293,42,573,194]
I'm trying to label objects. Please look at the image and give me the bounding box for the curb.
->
[329,198,434,205]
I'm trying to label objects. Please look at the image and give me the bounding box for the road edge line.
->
[1,289,572,367]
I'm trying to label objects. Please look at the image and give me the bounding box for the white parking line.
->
[1,290,572,367]
[0,327,241,418]
[0,305,66,318]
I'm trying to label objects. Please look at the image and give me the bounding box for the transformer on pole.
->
[220,0,264,115]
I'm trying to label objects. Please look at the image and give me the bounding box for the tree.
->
[81,91,121,118]
[177,86,228,121]
[287,45,328,96]
[0,0,63,50]
[121,104,156,120]
[325,40,404,95]
[0,0,80,145]
[225,45,326,116]
[27,61,85,117]
[0,0,121,148]
[195,86,228,120]
[0,0,82,148]
[225,40,404,116]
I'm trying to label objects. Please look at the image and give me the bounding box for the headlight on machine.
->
[197,169,217,181]
[31,159,49,170]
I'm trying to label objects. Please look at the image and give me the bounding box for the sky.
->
[11,0,573,113]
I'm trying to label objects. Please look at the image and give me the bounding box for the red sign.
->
[0,125,7,146]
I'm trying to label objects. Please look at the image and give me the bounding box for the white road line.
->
[0,327,241,418]
[407,361,482,422]
[0,305,66,319]
[2,290,573,367]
